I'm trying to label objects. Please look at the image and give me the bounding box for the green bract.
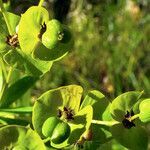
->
[18,6,49,55]
[139,98,150,123]
[80,90,110,120]
[33,23,73,61]
[18,6,73,61]
[110,91,142,121]
[0,125,46,150]
[0,12,53,76]
[80,90,112,149]
[109,91,148,150]
[0,9,53,76]
[32,85,93,148]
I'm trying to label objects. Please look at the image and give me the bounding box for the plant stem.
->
[91,120,119,126]
[0,0,4,11]
[0,0,13,34]
[38,0,45,7]
[130,114,140,121]
[6,67,13,83]
[0,66,13,100]
[0,57,7,80]
[43,137,50,143]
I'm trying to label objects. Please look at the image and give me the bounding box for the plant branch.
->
[43,137,50,143]
[0,0,13,34]
[6,67,13,83]
[130,114,140,121]
[38,0,45,7]
[91,120,119,126]
[0,57,7,80]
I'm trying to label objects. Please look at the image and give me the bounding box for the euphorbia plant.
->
[0,0,149,150]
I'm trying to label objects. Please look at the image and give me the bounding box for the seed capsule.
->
[42,116,61,138]
[42,116,71,144]
[51,122,71,144]
[42,19,73,50]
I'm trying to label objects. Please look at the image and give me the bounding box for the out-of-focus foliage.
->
[3,0,149,97]
[44,0,149,98]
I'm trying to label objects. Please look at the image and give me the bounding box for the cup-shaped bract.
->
[34,21,73,61]
[32,85,93,149]
[18,6,73,61]
[139,99,150,123]
[18,6,49,55]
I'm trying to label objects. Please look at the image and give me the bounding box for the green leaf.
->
[4,11,20,34]
[110,124,148,150]
[32,85,83,137]
[18,6,49,55]
[88,124,112,145]
[0,116,30,126]
[0,125,46,150]
[0,76,38,108]
[4,49,53,76]
[4,50,25,70]
[0,107,32,114]
[100,139,128,150]
[0,13,9,53]
[80,90,109,120]
[80,141,102,150]
[139,98,150,123]
[51,105,93,149]
[110,91,143,121]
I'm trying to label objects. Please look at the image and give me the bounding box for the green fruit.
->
[42,19,63,49]
[42,19,73,50]
[42,116,61,137]
[139,99,150,123]
[51,122,71,144]
[42,116,71,144]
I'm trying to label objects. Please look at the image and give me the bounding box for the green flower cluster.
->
[0,6,73,76]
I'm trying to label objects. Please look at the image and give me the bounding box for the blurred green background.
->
[3,0,150,98]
